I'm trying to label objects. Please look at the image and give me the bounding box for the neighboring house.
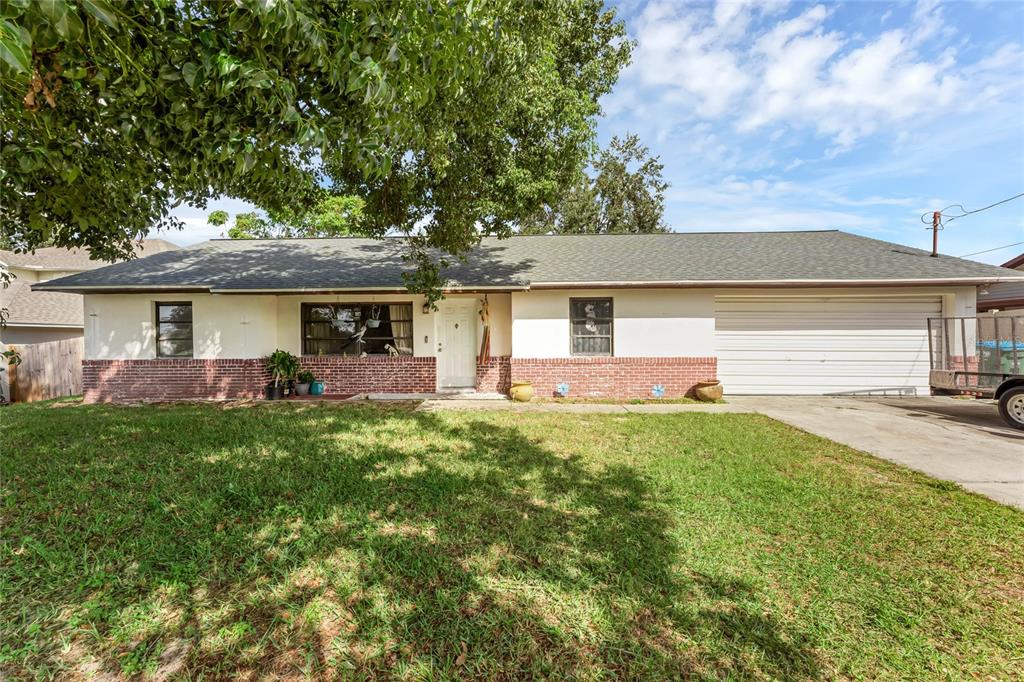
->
[977,253,1024,313]
[0,240,179,344]
[34,230,1024,402]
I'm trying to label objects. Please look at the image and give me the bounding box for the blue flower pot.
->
[310,381,325,396]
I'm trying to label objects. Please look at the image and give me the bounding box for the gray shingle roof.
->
[34,230,1024,293]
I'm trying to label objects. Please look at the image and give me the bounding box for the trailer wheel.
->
[998,387,1024,430]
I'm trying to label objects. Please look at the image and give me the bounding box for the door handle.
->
[437,344,443,352]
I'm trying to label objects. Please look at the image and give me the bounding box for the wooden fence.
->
[4,337,84,402]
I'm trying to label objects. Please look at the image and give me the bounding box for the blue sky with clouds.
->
[171,0,1024,265]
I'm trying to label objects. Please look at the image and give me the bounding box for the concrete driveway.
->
[730,396,1024,509]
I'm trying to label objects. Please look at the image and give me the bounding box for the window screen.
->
[570,298,613,356]
[155,302,193,358]
[302,303,414,356]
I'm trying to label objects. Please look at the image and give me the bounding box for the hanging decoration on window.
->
[366,304,382,328]
[584,302,598,333]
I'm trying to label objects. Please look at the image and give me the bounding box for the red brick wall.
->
[84,356,714,402]
[83,356,437,402]
[476,357,512,394]
[298,356,436,395]
[499,357,717,399]
[83,359,269,403]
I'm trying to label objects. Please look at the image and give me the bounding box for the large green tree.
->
[0,0,630,299]
[520,134,669,235]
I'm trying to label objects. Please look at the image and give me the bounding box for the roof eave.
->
[33,276,1024,294]
[209,285,529,294]
[528,276,1024,289]
[31,284,530,295]
[31,284,211,294]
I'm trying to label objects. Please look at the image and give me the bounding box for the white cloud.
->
[625,1,753,117]
[610,0,1022,152]
[671,203,888,232]
[165,197,259,245]
[599,1,1023,262]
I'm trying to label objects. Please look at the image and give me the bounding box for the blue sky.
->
[171,0,1024,265]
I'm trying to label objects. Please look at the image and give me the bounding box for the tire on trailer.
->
[997,386,1024,430]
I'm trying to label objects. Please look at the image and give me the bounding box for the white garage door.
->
[715,295,942,395]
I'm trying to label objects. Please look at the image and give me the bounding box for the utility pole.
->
[930,211,940,257]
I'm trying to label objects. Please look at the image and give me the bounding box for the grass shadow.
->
[3,402,826,679]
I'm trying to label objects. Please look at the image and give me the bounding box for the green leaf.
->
[35,0,64,22]
[158,64,180,81]
[181,62,198,87]
[80,0,118,29]
[0,0,29,20]
[0,20,29,73]
[38,0,83,39]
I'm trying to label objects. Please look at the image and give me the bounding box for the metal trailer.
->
[927,315,1024,429]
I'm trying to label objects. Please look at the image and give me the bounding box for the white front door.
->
[436,300,477,389]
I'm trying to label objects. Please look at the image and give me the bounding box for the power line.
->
[960,240,1024,258]
[920,191,1024,226]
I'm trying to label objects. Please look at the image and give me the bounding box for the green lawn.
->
[2,401,1022,680]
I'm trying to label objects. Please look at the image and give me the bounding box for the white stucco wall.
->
[81,287,976,361]
[480,293,512,357]
[511,286,977,359]
[511,289,717,358]
[82,292,513,360]
[7,266,38,283]
[84,293,278,360]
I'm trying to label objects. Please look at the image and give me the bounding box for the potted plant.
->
[265,349,299,400]
[294,370,315,396]
[366,304,382,328]
[694,378,723,402]
[509,380,534,402]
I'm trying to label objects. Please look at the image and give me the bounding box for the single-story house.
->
[1,239,179,344]
[977,252,1024,313]
[34,230,1024,403]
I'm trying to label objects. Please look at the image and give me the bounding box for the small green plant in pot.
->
[294,370,315,396]
[265,349,299,400]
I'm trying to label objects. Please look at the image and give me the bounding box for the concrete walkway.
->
[416,399,750,414]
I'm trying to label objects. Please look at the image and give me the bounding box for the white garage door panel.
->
[715,296,941,395]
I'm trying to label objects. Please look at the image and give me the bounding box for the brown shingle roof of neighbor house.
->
[2,239,179,327]
[0,238,179,271]
[34,230,1024,294]
[1001,253,1024,271]
[0,279,84,327]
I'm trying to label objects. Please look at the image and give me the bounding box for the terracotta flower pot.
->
[694,379,723,402]
[509,380,534,402]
